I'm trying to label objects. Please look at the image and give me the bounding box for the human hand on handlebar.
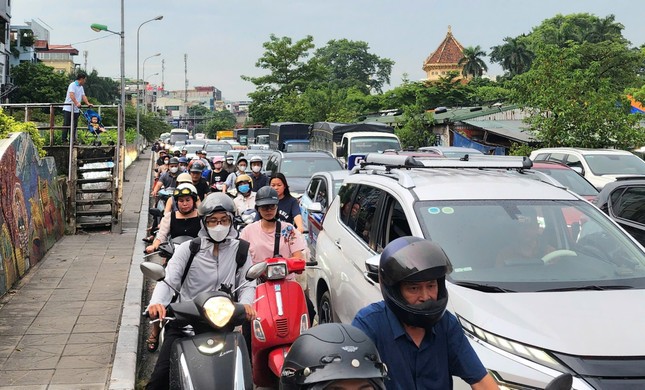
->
[243,304,256,321]
[148,303,166,322]
[145,244,157,254]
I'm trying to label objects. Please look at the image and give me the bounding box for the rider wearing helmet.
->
[233,174,255,216]
[248,155,268,192]
[152,157,180,197]
[223,154,236,174]
[177,157,189,173]
[146,192,256,390]
[280,323,388,390]
[208,155,230,193]
[352,237,496,390]
[187,162,210,200]
[224,156,248,190]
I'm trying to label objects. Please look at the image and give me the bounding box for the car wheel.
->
[318,291,334,324]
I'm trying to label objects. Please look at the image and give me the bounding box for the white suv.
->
[529,147,645,190]
[310,153,645,389]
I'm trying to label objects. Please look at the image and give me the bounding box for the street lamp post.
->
[143,72,159,114]
[142,53,161,115]
[90,0,125,233]
[136,15,163,139]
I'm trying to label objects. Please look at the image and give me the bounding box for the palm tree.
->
[490,36,534,77]
[458,46,488,79]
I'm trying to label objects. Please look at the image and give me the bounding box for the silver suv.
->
[310,153,645,389]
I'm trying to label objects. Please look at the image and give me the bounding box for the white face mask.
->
[208,225,229,242]
[252,165,261,173]
[169,167,179,174]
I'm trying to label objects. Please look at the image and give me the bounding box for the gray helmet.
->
[249,155,263,165]
[168,157,180,165]
[255,186,279,206]
[198,192,235,216]
[279,323,387,390]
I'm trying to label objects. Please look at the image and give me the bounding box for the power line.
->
[70,34,115,46]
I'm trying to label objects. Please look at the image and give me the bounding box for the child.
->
[90,116,106,133]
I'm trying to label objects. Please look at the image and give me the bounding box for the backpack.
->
[178,237,250,290]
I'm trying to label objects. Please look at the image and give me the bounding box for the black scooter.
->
[141,261,266,390]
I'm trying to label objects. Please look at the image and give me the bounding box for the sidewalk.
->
[0,150,152,390]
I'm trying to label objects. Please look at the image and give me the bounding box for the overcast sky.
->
[12,0,645,101]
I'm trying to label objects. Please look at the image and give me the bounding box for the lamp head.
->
[90,23,108,32]
[155,15,164,20]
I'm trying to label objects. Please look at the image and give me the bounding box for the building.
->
[167,86,221,110]
[35,43,78,74]
[422,26,465,82]
[0,0,11,94]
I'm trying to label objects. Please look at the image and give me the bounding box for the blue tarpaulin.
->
[452,131,506,155]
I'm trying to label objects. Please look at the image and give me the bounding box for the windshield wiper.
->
[538,285,634,292]
[453,281,515,293]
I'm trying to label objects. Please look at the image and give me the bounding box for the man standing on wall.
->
[62,72,93,144]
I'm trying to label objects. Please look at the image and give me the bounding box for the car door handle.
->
[334,239,342,250]
[363,272,375,286]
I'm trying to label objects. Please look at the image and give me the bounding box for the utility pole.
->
[83,50,88,70]
[161,58,165,92]
[184,53,188,103]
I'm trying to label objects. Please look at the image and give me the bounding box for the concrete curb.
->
[109,154,153,390]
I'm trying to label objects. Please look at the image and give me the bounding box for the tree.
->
[202,110,237,138]
[187,105,210,117]
[458,46,488,78]
[490,36,534,78]
[511,43,645,149]
[313,39,394,94]
[527,13,626,47]
[9,62,68,104]
[82,69,119,104]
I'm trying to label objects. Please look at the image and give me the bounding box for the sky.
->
[11,0,645,101]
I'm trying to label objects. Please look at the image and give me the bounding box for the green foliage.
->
[527,13,626,47]
[396,104,434,149]
[490,35,534,78]
[188,105,210,117]
[458,46,488,78]
[9,62,68,104]
[201,111,237,138]
[509,143,534,157]
[81,69,119,104]
[0,108,46,157]
[510,42,645,149]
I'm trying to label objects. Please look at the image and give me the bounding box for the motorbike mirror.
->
[364,254,380,284]
[246,262,268,281]
[140,262,166,281]
[307,202,323,214]
[544,373,572,390]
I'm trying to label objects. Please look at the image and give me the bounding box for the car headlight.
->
[202,296,235,328]
[267,263,287,280]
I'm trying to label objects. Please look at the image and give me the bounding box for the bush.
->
[0,108,45,156]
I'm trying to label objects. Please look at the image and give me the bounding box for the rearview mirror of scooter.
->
[545,373,572,390]
[246,262,268,281]
[141,262,166,281]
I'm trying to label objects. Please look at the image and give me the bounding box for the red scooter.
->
[251,256,309,387]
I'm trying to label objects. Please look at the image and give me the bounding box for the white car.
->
[529,147,645,190]
[311,153,645,389]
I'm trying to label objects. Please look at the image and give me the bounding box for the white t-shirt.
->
[63,81,85,113]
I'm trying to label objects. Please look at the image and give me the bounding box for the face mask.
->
[179,165,188,172]
[238,184,250,194]
[238,165,247,172]
[208,224,229,242]
[164,159,170,164]
[227,160,234,165]
[169,167,178,173]
[252,165,261,173]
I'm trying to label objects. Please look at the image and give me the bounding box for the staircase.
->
[73,146,119,231]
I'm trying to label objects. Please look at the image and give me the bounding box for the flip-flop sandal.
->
[146,335,159,353]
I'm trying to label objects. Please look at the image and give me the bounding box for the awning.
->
[462,120,536,143]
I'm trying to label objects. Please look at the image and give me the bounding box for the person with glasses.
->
[145,192,256,390]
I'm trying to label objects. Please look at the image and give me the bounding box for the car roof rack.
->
[360,153,532,170]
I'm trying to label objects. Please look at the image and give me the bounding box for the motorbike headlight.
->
[202,296,235,328]
[267,263,287,280]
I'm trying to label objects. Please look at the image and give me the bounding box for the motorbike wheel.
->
[317,291,334,324]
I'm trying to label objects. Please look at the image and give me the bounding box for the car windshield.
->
[532,167,599,197]
[286,142,310,152]
[281,157,343,177]
[182,145,202,153]
[584,154,645,175]
[350,137,401,154]
[205,143,232,152]
[415,200,645,292]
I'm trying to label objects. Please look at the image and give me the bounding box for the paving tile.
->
[0,322,32,336]
[25,316,76,335]
[1,354,59,370]
[62,342,113,357]
[28,277,61,290]
[8,343,64,358]
[48,384,105,390]
[0,385,48,390]
[73,316,119,333]
[39,301,84,317]
[0,302,45,317]
[17,334,69,347]
[49,367,109,385]
[80,300,122,316]
[32,269,67,278]
[67,332,115,344]
[0,335,21,358]
[57,352,112,369]
[86,291,125,301]
[47,289,89,302]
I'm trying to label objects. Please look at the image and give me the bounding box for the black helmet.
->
[280,323,387,390]
[237,157,248,166]
[190,162,205,173]
[255,186,279,206]
[379,236,452,329]
[168,157,180,165]
[198,192,235,217]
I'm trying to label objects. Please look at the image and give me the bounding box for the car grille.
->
[552,352,645,389]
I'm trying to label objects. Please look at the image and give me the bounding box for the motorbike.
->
[143,235,194,261]
[234,209,257,233]
[140,261,266,390]
[251,256,308,388]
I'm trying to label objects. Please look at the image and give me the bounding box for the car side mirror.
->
[364,254,380,284]
[336,145,345,158]
[307,202,323,214]
[570,166,584,176]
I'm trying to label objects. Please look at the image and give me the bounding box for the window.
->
[338,184,357,224]
[265,155,277,173]
[611,187,645,225]
[533,153,548,161]
[350,186,383,244]
[316,180,329,209]
[548,153,567,164]
[376,195,411,252]
[306,178,321,201]
[565,154,582,170]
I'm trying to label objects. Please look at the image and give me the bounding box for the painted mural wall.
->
[0,132,65,296]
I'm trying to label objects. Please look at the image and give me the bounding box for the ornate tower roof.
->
[423,26,465,71]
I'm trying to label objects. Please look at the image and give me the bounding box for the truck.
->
[247,127,269,145]
[309,122,401,168]
[216,130,235,141]
[269,122,310,151]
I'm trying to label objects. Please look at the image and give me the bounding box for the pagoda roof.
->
[423,26,464,69]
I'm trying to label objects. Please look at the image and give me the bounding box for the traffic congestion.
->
[138,122,645,390]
